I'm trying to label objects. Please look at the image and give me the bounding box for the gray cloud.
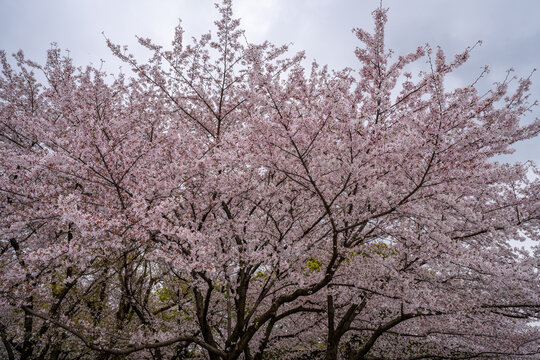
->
[1,0,538,163]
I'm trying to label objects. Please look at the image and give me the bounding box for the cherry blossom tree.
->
[1,1,540,359]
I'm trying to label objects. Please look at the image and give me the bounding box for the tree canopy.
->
[1,1,540,359]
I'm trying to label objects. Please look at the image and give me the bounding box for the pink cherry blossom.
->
[1,1,540,359]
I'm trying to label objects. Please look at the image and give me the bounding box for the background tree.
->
[1,1,540,359]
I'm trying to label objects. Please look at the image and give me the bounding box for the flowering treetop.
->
[1,1,540,359]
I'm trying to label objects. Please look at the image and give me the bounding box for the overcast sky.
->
[1,0,539,163]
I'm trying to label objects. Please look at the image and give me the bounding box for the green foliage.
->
[252,269,267,279]
[155,286,172,303]
[305,257,322,272]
